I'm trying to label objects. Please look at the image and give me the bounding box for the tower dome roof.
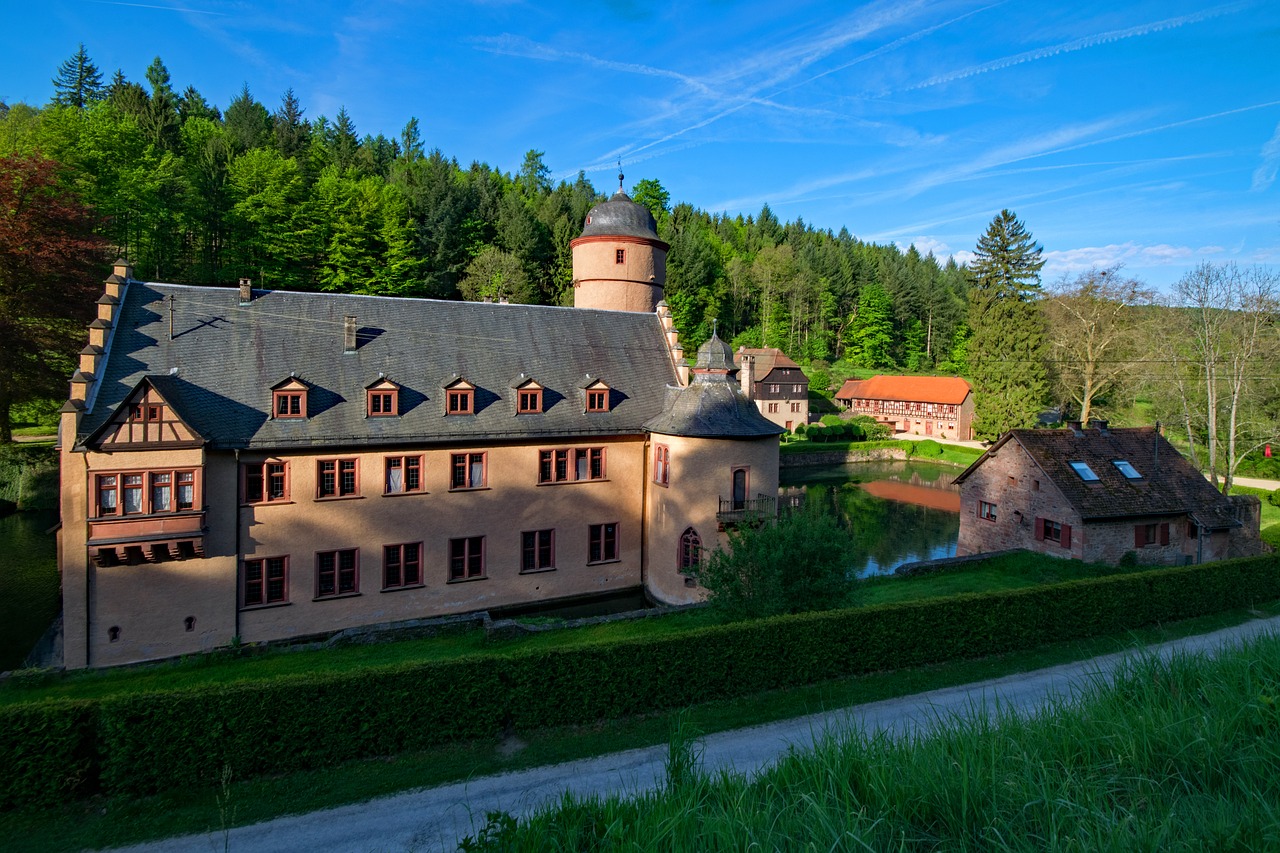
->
[580,190,661,240]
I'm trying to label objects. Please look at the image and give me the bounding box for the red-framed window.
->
[521,529,555,572]
[316,548,359,597]
[790,402,802,413]
[368,390,397,417]
[517,387,543,414]
[585,387,610,413]
[384,456,423,494]
[767,402,779,413]
[94,469,200,517]
[273,390,306,419]
[588,522,619,564]
[1135,522,1169,547]
[244,556,288,606]
[317,458,359,498]
[383,542,422,589]
[451,452,486,489]
[653,444,670,486]
[244,461,289,504]
[1036,517,1072,548]
[615,248,626,264]
[979,500,997,521]
[447,388,474,415]
[449,536,485,581]
[679,527,701,571]
[538,447,606,483]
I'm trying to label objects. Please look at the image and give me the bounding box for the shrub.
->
[913,440,943,458]
[793,423,807,438]
[1268,488,1280,509]
[3,554,1278,807]
[693,501,850,621]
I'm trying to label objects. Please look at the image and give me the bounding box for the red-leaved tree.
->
[0,153,105,441]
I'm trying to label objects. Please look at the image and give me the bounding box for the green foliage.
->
[50,44,104,110]
[693,502,851,620]
[912,439,944,457]
[1269,489,1280,508]
[1,554,1277,807]
[967,210,1048,439]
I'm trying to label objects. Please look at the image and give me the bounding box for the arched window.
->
[679,527,702,572]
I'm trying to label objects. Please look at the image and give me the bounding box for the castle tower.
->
[571,170,668,312]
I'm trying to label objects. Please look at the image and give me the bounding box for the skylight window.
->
[1112,459,1142,479]
[1068,461,1100,482]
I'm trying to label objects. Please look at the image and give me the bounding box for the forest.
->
[1,47,1277,489]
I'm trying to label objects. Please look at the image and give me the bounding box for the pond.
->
[0,509,59,670]
[779,460,961,577]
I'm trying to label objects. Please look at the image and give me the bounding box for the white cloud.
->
[894,236,951,257]
[1042,242,1224,273]
[1250,120,1280,191]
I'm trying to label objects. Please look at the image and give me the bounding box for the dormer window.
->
[1068,461,1100,482]
[366,378,399,418]
[1112,459,1142,479]
[583,380,611,413]
[443,377,475,415]
[518,387,542,414]
[271,377,309,419]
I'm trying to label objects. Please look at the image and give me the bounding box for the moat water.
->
[779,460,961,578]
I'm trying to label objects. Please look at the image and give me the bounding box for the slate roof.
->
[734,347,804,383]
[79,283,678,451]
[644,334,783,439]
[836,375,971,405]
[578,191,667,244]
[953,427,1240,528]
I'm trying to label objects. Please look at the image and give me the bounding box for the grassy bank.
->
[0,550,1143,707]
[3,601,1277,853]
[780,437,983,467]
[460,631,1280,851]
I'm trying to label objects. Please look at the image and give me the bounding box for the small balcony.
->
[88,512,206,566]
[716,494,776,526]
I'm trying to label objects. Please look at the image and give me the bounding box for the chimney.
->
[343,315,357,354]
[1068,420,1084,437]
[1089,418,1110,435]
[239,278,253,304]
[740,351,755,400]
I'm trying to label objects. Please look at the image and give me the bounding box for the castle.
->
[57,181,782,668]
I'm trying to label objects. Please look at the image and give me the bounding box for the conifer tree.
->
[141,57,179,151]
[224,84,272,152]
[966,209,1048,439]
[51,44,104,109]
[273,89,310,160]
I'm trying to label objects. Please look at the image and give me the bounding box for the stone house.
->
[57,183,781,669]
[834,375,974,440]
[953,421,1264,564]
[733,347,809,432]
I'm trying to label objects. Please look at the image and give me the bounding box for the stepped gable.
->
[644,332,783,439]
[76,283,677,450]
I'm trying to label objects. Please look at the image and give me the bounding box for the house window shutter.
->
[1134,525,1145,547]
[1035,517,1045,540]
[1060,524,1071,549]
[1159,523,1170,546]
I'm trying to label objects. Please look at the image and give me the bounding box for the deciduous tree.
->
[1044,266,1153,424]
[0,154,103,441]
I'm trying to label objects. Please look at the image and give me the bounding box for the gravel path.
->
[111,613,1280,853]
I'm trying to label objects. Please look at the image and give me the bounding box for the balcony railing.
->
[716,494,776,524]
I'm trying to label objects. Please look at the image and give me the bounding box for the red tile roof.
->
[835,375,971,405]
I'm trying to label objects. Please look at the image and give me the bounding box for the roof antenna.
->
[618,159,624,193]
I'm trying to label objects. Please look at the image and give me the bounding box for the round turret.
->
[571,172,669,313]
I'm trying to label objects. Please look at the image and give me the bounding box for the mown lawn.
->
[0,549,1147,708]
[4,600,1277,853]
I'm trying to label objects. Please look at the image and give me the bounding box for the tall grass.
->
[464,633,1280,851]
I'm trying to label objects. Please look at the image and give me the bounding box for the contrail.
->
[86,0,227,14]
[907,1,1251,91]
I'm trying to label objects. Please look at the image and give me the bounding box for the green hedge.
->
[2,554,1278,808]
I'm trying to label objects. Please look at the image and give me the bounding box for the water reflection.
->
[780,461,960,577]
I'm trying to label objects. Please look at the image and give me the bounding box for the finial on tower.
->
[618,159,624,193]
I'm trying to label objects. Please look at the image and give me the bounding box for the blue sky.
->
[4,0,1278,289]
